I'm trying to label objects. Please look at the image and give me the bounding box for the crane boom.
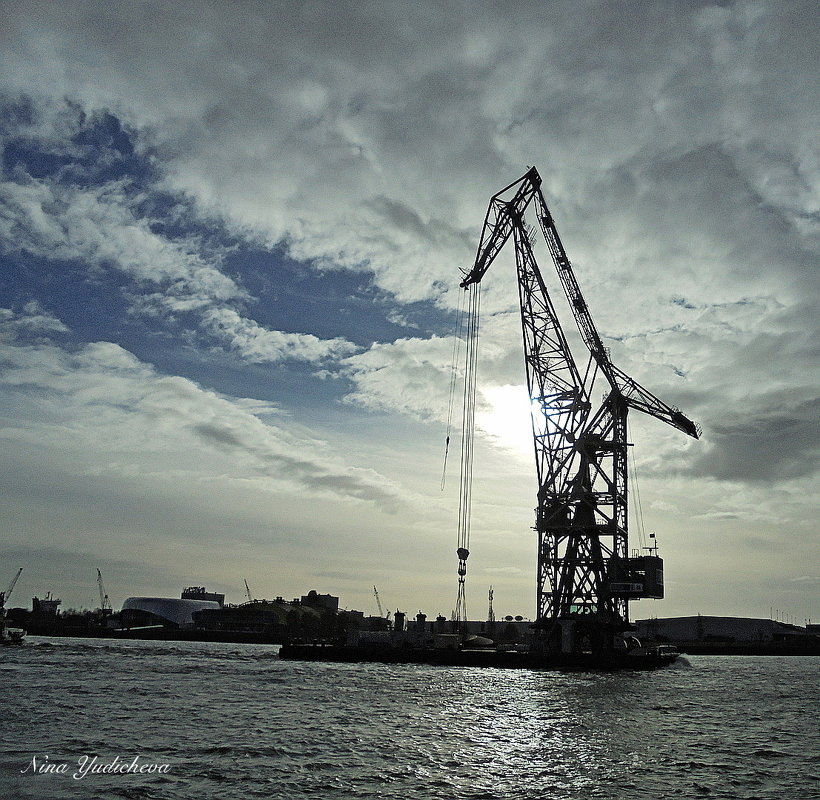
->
[535,191,700,439]
[461,167,541,289]
[460,167,699,656]
[464,168,699,440]
[1,568,23,608]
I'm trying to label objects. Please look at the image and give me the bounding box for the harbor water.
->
[1,637,818,800]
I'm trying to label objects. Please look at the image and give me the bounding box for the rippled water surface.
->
[1,637,818,799]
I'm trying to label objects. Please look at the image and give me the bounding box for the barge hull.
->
[278,643,678,671]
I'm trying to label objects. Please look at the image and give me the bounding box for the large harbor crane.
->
[459,167,699,656]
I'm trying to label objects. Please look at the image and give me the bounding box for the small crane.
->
[1,568,23,609]
[96,569,112,615]
[244,579,254,603]
[373,585,387,618]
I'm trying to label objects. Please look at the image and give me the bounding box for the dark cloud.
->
[693,396,820,482]
[192,422,243,449]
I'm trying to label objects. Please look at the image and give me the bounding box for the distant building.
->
[636,615,809,643]
[300,590,339,612]
[192,591,346,641]
[193,599,297,635]
[120,597,221,629]
[405,615,531,642]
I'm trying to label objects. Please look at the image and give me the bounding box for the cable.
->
[454,282,481,626]
[441,288,466,491]
[627,419,646,553]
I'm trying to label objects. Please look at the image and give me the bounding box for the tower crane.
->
[96,569,112,615]
[459,167,699,656]
[1,568,23,609]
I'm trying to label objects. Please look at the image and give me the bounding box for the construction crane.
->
[1,568,23,609]
[96,569,112,615]
[244,579,254,603]
[459,167,699,656]
[373,585,385,618]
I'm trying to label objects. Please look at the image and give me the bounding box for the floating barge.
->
[278,642,680,671]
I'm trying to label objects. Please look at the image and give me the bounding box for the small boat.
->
[1,624,26,646]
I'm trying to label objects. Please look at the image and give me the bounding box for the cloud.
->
[0,179,233,292]
[692,395,820,483]
[0,300,68,336]
[341,335,455,421]
[0,160,356,363]
[202,307,355,363]
[0,307,402,510]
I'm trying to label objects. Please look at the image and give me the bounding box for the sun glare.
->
[476,384,535,458]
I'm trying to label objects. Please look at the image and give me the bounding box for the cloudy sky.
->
[1,1,817,623]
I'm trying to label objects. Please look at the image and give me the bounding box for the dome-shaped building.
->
[120,596,221,629]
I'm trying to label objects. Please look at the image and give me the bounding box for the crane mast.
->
[461,167,699,655]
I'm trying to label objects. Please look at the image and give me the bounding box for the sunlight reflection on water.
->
[1,639,817,800]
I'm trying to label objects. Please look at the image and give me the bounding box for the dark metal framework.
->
[461,168,699,653]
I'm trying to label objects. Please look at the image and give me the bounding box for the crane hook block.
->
[456,547,470,560]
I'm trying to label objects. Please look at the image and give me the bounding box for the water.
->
[1,637,817,800]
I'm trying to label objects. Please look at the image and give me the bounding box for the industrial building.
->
[636,615,814,644]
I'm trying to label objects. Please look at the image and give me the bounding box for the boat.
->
[0,604,26,645]
[1,626,26,646]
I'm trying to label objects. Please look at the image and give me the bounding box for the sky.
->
[0,0,817,624]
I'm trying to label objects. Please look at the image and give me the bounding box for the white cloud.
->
[0,309,401,510]
[203,307,355,363]
[341,335,454,421]
[0,175,356,363]
[0,300,68,335]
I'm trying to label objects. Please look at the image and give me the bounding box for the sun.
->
[476,384,535,458]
